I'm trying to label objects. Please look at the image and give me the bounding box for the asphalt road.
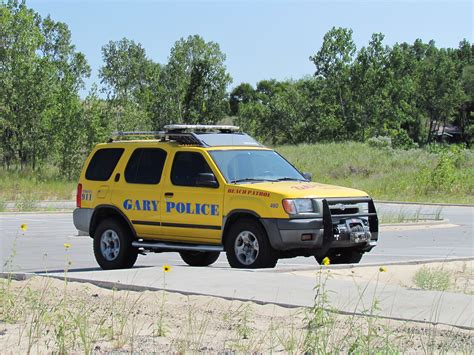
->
[1,203,472,273]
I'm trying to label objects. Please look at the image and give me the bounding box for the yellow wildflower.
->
[64,243,72,249]
[379,266,387,272]
[20,224,27,231]
[322,257,330,266]
[163,265,171,273]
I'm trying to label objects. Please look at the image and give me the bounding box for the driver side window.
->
[171,152,212,187]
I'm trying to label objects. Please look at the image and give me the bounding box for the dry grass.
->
[0,275,472,353]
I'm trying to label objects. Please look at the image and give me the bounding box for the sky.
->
[27,0,473,96]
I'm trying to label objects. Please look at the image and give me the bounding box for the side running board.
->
[132,241,223,252]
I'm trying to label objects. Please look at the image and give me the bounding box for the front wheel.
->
[315,249,364,265]
[180,251,220,267]
[225,219,278,269]
[93,218,138,270]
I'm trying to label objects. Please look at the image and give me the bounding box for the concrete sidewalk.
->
[45,265,473,329]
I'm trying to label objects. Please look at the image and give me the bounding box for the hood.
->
[234,181,369,199]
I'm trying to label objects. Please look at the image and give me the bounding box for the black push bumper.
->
[260,197,379,255]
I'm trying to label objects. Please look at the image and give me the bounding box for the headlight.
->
[282,199,316,215]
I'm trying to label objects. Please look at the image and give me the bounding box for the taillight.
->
[76,183,82,208]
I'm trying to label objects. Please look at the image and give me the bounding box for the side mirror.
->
[302,172,312,181]
[196,173,219,188]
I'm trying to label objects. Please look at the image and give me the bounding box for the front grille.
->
[330,207,359,215]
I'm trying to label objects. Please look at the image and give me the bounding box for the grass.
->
[0,143,473,205]
[409,262,473,295]
[379,207,444,224]
[277,142,474,204]
[0,166,75,203]
[1,273,472,353]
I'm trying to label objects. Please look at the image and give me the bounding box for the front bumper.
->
[261,197,379,254]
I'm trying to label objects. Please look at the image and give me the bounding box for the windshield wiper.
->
[229,178,275,184]
[275,177,307,181]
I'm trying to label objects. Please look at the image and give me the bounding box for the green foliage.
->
[1,0,91,178]
[277,142,474,204]
[153,35,232,128]
[391,129,418,150]
[1,2,473,183]
[99,38,156,131]
[416,144,471,195]
[234,28,472,147]
[413,266,452,291]
[367,136,391,149]
[0,166,75,201]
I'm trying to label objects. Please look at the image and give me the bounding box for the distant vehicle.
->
[73,125,379,269]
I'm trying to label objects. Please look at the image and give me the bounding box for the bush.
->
[413,266,452,291]
[416,144,470,194]
[390,130,417,150]
[367,136,392,149]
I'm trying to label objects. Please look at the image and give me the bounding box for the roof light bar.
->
[164,124,240,132]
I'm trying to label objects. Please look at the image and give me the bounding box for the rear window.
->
[85,148,124,181]
[125,148,167,184]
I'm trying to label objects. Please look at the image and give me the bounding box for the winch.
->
[334,218,371,242]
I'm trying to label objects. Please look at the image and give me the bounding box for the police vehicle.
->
[73,125,378,269]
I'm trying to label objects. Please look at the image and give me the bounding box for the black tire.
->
[225,218,278,269]
[315,249,364,265]
[179,251,220,267]
[93,218,138,270]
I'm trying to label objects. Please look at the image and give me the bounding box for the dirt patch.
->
[0,275,472,353]
[291,260,473,294]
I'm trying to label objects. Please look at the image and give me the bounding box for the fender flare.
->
[221,209,263,241]
[90,204,137,238]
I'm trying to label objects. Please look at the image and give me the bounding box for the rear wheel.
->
[315,249,364,265]
[93,218,138,270]
[179,251,220,267]
[225,219,278,269]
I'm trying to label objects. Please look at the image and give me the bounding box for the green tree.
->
[310,27,357,137]
[99,38,157,131]
[153,35,232,127]
[229,83,255,116]
[350,33,391,140]
[0,0,90,175]
[417,42,465,144]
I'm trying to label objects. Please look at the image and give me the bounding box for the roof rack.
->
[110,124,244,146]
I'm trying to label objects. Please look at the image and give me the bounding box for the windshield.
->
[209,150,305,183]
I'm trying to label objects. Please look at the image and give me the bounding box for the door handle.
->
[114,173,120,182]
[164,192,174,198]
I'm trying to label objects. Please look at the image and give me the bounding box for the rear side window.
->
[171,152,212,187]
[125,148,167,184]
[85,148,124,181]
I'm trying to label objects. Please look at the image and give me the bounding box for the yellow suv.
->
[73,125,378,269]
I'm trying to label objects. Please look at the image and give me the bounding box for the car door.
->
[159,150,224,245]
[110,146,168,239]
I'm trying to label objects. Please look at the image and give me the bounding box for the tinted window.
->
[171,152,212,187]
[209,150,304,183]
[85,148,124,181]
[125,148,167,184]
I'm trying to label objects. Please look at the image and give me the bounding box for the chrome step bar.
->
[132,241,223,252]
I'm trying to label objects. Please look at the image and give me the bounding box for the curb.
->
[258,256,474,274]
[0,210,72,215]
[1,271,472,331]
[375,200,474,207]
[380,219,448,227]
